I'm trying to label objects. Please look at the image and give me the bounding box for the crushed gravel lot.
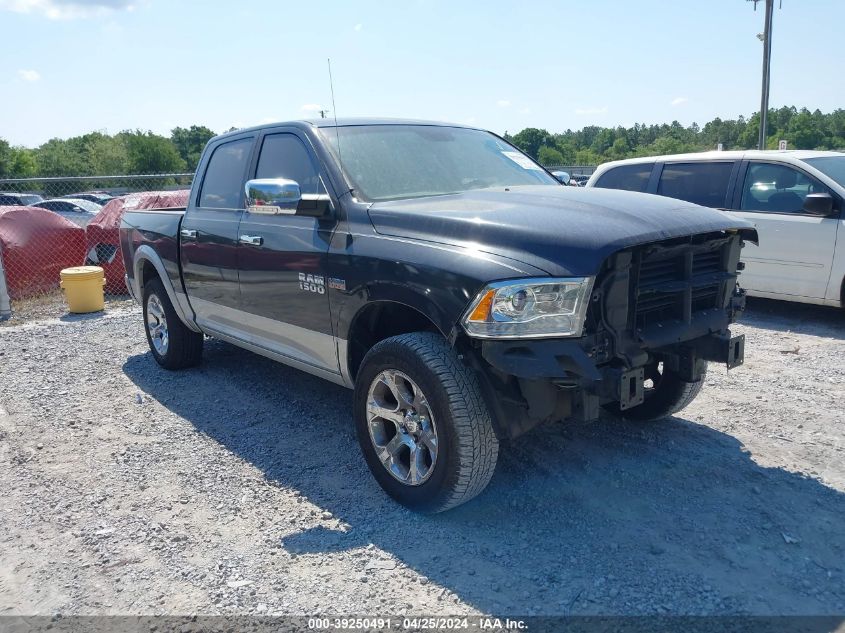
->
[0,298,843,617]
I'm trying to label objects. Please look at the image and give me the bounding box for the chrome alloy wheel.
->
[146,294,169,356]
[366,369,439,486]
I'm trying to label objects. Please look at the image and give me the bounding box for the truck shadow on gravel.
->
[743,297,845,340]
[124,341,845,616]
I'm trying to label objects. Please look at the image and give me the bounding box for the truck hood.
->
[367,186,757,277]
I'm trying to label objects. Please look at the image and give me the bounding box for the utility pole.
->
[748,0,777,150]
[757,0,774,150]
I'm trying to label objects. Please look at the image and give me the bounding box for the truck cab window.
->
[594,164,652,192]
[740,163,828,214]
[198,138,253,209]
[657,162,734,208]
[256,134,322,195]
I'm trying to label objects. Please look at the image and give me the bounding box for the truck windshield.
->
[321,125,558,201]
[802,156,845,189]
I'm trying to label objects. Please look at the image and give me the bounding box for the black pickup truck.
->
[120,119,756,512]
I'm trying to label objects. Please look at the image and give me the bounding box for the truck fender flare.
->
[133,245,201,333]
[352,282,454,339]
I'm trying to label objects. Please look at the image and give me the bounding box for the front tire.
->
[142,278,203,370]
[354,332,499,513]
[606,362,705,422]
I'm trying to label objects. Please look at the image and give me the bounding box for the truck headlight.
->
[462,277,594,339]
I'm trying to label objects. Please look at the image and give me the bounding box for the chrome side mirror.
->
[245,178,301,215]
[245,178,334,218]
[552,171,571,186]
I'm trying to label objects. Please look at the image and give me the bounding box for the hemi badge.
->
[328,277,347,291]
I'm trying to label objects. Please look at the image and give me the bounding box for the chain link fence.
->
[0,174,193,323]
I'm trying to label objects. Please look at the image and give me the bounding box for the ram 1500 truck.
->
[120,119,757,512]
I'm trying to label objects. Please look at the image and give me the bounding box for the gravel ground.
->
[0,298,843,617]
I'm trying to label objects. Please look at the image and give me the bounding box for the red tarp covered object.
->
[85,190,190,293]
[0,206,86,300]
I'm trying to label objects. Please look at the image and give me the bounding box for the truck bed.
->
[120,208,186,305]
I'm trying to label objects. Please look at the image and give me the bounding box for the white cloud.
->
[670,96,689,106]
[519,107,531,115]
[354,23,362,31]
[0,0,135,20]
[17,69,40,82]
[300,104,324,113]
[496,100,511,108]
[575,106,608,115]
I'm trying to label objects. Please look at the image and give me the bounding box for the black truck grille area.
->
[634,243,729,330]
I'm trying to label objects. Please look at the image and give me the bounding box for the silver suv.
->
[587,150,845,308]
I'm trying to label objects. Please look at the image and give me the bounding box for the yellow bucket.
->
[60,266,106,313]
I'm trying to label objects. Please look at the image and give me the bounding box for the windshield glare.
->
[321,125,558,201]
[803,156,845,189]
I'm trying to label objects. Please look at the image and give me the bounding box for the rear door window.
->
[657,162,734,208]
[739,162,830,214]
[198,137,254,209]
[593,164,653,193]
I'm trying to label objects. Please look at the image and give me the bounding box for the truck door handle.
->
[239,234,264,246]
[180,229,197,240]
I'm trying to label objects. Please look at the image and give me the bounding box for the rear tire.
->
[606,362,705,422]
[354,332,499,513]
[142,277,203,370]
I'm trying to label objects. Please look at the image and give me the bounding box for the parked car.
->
[0,206,86,299]
[65,192,114,205]
[120,119,755,512]
[32,198,102,227]
[0,192,44,206]
[587,150,845,308]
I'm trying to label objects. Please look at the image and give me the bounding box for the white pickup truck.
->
[588,150,845,308]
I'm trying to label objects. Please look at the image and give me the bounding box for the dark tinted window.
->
[657,162,734,208]
[198,138,253,209]
[739,162,830,214]
[0,195,17,205]
[256,134,322,195]
[38,201,75,212]
[594,164,652,192]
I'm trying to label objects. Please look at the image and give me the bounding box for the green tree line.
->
[504,106,845,165]
[1,107,843,179]
[0,125,217,179]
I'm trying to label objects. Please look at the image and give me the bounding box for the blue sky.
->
[0,0,842,147]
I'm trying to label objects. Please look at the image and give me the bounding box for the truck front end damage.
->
[464,230,751,438]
